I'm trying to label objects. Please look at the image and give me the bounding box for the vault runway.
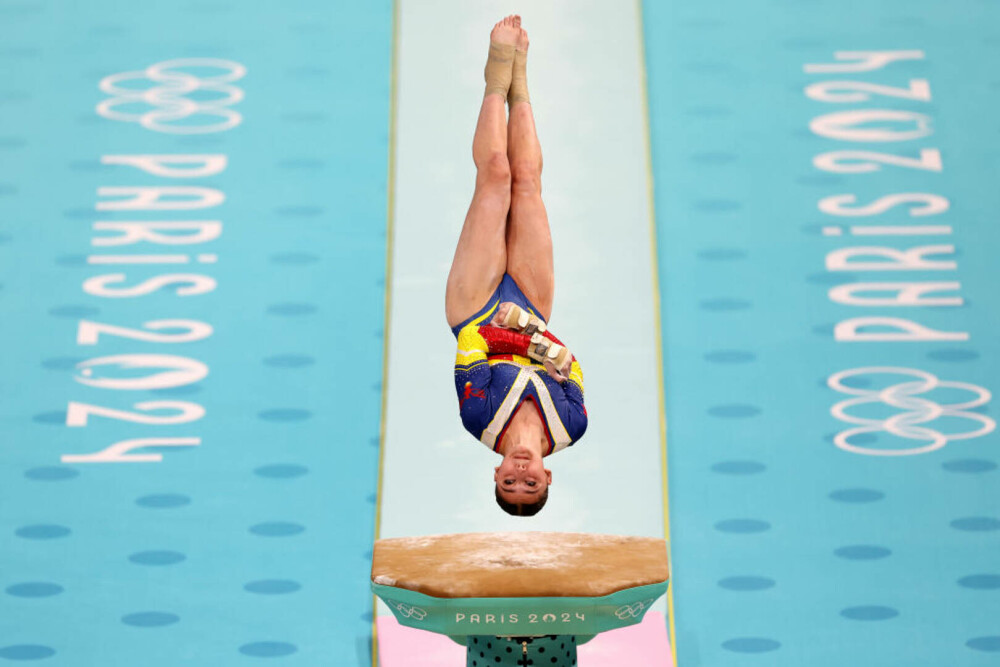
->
[1,1,999,665]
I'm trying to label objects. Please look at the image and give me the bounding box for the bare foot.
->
[515,20,529,53]
[490,14,519,47]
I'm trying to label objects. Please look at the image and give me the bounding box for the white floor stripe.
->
[380,0,663,613]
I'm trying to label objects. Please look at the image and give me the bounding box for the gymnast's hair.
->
[495,485,549,516]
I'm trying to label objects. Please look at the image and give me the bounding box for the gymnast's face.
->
[494,446,552,503]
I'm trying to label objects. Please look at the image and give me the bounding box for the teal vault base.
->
[373,581,668,665]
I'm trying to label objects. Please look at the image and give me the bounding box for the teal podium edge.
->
[373,580,669,643]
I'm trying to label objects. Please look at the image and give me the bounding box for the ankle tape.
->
[484,42,515,99]
[509,49,529,105]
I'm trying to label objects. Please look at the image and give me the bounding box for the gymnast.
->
[447,15,587,517]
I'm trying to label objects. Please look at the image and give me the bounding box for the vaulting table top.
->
[371,531,669,599]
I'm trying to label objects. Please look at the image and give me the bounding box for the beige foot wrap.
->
[484,41,516,99]
[501,303,546,335]
[528,332,571,369]
[509,49,529,105]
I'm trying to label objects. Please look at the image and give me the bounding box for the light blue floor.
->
[3,1,999,666]
[644,0,1000,665]
[0,1,391,664]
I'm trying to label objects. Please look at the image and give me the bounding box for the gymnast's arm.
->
[542,332,588,442]
[454,322,495,433]
[480,325,588,440]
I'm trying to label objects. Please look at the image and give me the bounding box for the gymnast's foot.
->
[484,16,519,99]
[510,19,530,105]
[492,14,519,48]
[514,18,529,54]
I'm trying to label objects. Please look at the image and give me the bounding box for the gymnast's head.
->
[494,443,552,516]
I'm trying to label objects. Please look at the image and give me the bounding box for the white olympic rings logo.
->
[614,599,654,620]
[828,366,995,456]
[97,58,245,134]
[390,601,427,621]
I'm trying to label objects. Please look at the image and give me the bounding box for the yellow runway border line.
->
[372,0,400,665]
[634,0,678,664]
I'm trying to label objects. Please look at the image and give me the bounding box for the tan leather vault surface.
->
[371,532,669,598]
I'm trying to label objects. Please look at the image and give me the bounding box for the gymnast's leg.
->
[504,21,554,322]
[445,16,520,329]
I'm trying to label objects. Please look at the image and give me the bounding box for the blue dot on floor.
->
[829,488,884,503]
[942,459,996,473]
[834,545,892,560]
[24,466,79,481]
[957,574,1000,590]
[806,271,857,285]
[266,303,317,316]
[967,637,1000,652]
[239,642,298,657]
[263,354,315,368]
[704,350,755,363]
[795,174,845,187]
[32,410,65,425]
[708,404,761,418]
[277,157,326,169]
[715,519,770,534]
[0,645,56,660]
[681,17,727,28]
[6,582,64,598]
[286,67,331,78]
[41,356,83,370]
[55,254,88,267]
[269,252,320,265]
[280,111,329,123]
[782,37,827,50]
[711,460,766,475]
[699,297,751,312]
[274,205,324,217]
[840,605,898,621]
[121,612,180,627]
[690,152,737,165]
[811,322,834,336]
[244,580,302,595]
[718,576,775,591]
[15,524,70,539]
[686,105,732,117]
[951,517,1000,532]
[254,464,309,479]
[838,375,873,389]
[249,522,305,537]
[694,198,742,212]
[48,305,100,318]
[257,408,312,422]
[721,638,780,653]
[68,159,112,172]
[62,207,97,219]
[136,494,191,509]
[129,550,186,566]
[697,247,747,261]
[683,60,733,74]
[927,348,979,362]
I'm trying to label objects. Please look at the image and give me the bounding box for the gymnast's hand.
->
[491,302,515,327]
[543,357,572,383]
[491,301,546,334]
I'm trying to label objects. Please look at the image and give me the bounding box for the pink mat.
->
[376,611,673,667]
